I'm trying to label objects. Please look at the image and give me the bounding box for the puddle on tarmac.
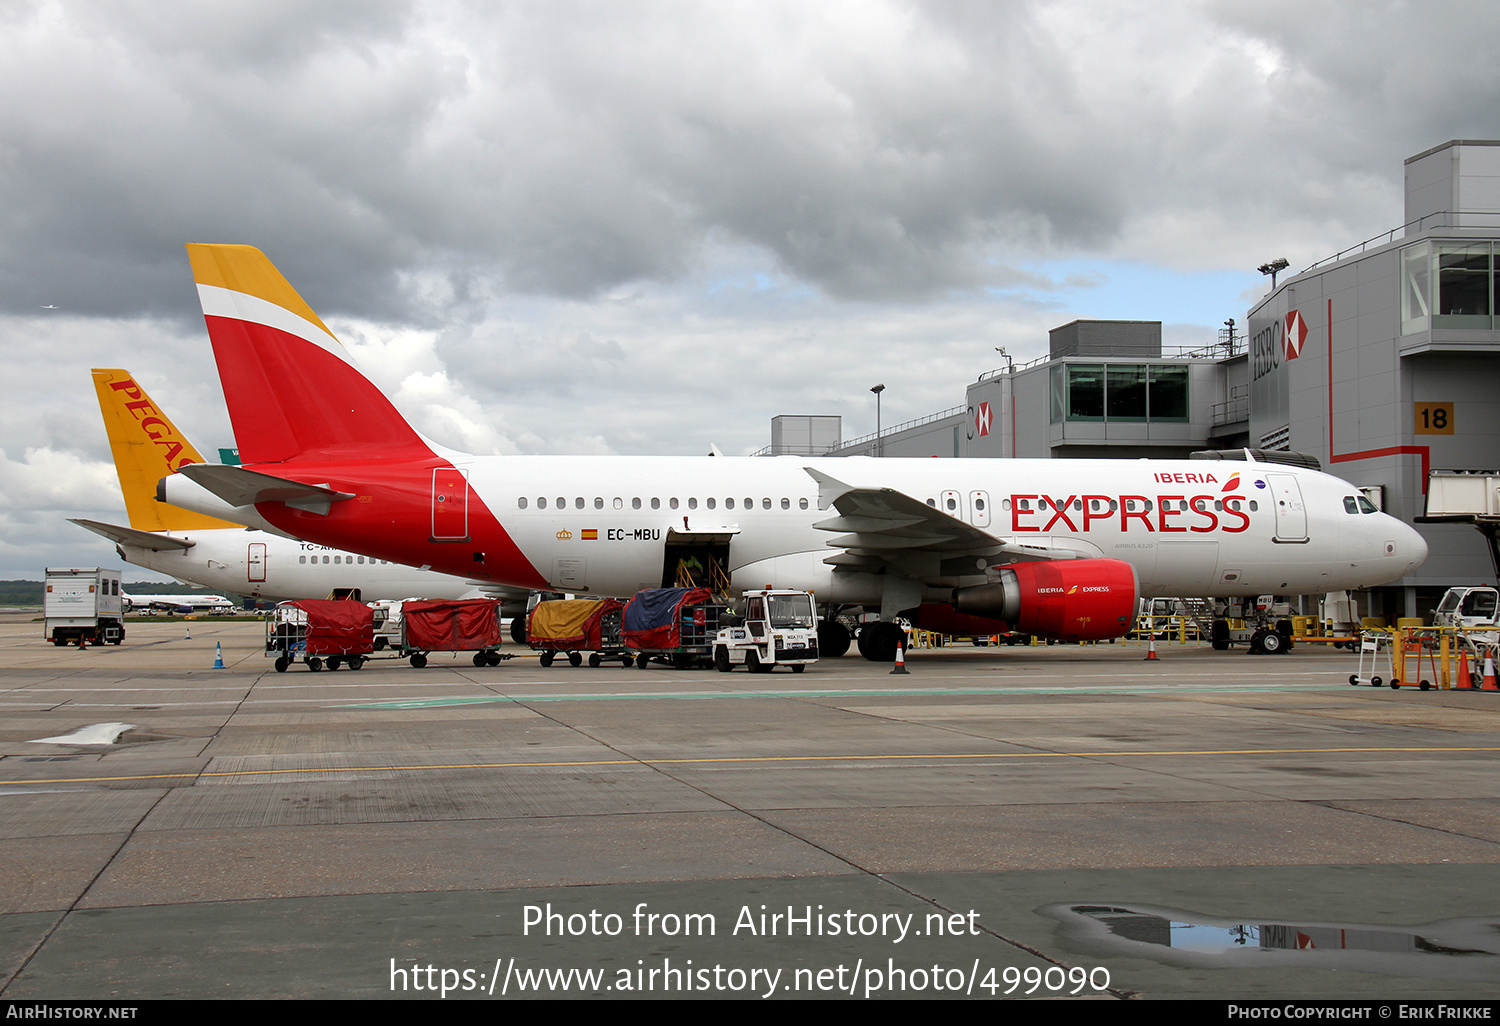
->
[1041,903,1500,980]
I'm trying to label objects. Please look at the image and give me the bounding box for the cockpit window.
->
[1344,497,1360,514]
[1357,496,1379,514]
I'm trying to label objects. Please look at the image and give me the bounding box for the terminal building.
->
[764,141,1500,621]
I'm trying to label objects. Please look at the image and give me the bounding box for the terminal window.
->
[1402,240,1495,332]
[1051,363,1188,422]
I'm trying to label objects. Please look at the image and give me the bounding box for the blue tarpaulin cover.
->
[623,587,711,650]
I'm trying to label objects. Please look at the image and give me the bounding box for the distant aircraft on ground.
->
[121,592,235,615]
[73,369,523,607]
[160,244,1427,660]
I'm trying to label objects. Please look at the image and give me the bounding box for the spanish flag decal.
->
[582,529,598,540]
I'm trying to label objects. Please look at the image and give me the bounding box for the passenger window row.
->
[517,496,811,511]
[298,555,391,564]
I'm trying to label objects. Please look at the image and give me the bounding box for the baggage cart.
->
[527,598,629,667]
[623,587,727,669]
[399,598,507,668]
[267,600,374,672]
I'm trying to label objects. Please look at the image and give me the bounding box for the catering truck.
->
[44,567,125,646]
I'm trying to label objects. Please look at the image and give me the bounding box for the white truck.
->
[713,590,819,673]
[44,567,125,646]
[1432,585,1500,630]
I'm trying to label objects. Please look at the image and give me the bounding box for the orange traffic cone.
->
[1483,653,1498,691]
[1144,637,1159,661]
[890,642,909,675]
[1458,647,1473,690]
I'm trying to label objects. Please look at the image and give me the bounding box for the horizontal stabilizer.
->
[176,464,354,512]
[70,519,196,551]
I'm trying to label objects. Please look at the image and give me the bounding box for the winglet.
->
[90,369,243,532]
[803,467,851,511]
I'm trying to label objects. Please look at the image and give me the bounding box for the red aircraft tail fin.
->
[186,244,431,465]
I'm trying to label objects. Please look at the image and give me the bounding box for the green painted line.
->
[349,682,1340,709]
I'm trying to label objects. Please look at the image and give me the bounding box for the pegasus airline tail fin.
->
[186,244,432,465]
[91,369,243,532]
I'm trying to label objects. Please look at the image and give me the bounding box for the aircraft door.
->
[969,490,991,528]
[939,490,966,521]
[247,542,266,583]
[431,468,470,541]
[1266,474,1308,542]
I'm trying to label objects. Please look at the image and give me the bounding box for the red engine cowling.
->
[951,558,1139,641]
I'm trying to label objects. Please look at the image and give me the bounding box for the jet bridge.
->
[1417,472,1500,578]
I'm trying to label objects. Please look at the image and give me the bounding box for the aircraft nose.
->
[1389,518,1428,571]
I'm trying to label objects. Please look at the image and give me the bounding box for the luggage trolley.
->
[1349,629,1396,687]
[527,598,630,667]
[266,600,375,672]
[623,587,728,669]
[398,599,508,668]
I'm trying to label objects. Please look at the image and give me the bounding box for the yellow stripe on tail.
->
[91,369,243,532]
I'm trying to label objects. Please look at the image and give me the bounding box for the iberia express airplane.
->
[159,244,1428,660]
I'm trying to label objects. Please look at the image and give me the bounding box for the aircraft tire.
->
[858,622,902,663]
[817,619,851,658]
[510,618,527,645]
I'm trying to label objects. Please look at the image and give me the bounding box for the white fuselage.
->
[115,528,490,604]
[439,454,1425,602]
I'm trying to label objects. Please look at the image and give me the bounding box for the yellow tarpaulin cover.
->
[528,600,605,645]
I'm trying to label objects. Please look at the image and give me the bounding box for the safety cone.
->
[890,642,909,675]
[77,632,87,650]
[1144,636,1159,661]
[212,642,226,670]
[1484,653,1498,691]
[1458,647,1473,690]
[184,624,191,640]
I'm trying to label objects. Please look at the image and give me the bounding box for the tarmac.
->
[1,613,1498,1001]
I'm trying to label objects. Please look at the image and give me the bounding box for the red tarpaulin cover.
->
[402,599,501,651]
[287,600,374,655]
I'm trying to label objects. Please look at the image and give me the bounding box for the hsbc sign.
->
[1283,309,1307,361]
[1252,308,1306,382]
[975,401,992,437]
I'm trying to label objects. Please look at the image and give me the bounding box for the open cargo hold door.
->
[662,525,739,590]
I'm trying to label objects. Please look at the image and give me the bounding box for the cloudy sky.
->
[3,0,1498,580]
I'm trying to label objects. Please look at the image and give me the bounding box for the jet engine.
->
[951,558,1139,641]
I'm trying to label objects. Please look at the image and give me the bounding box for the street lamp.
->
[1258,258,1290,289]
[870,384,885,456]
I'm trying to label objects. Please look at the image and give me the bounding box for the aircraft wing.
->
[805,468,1088,579]
[70,519,196,552]
[174,464,354,513]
